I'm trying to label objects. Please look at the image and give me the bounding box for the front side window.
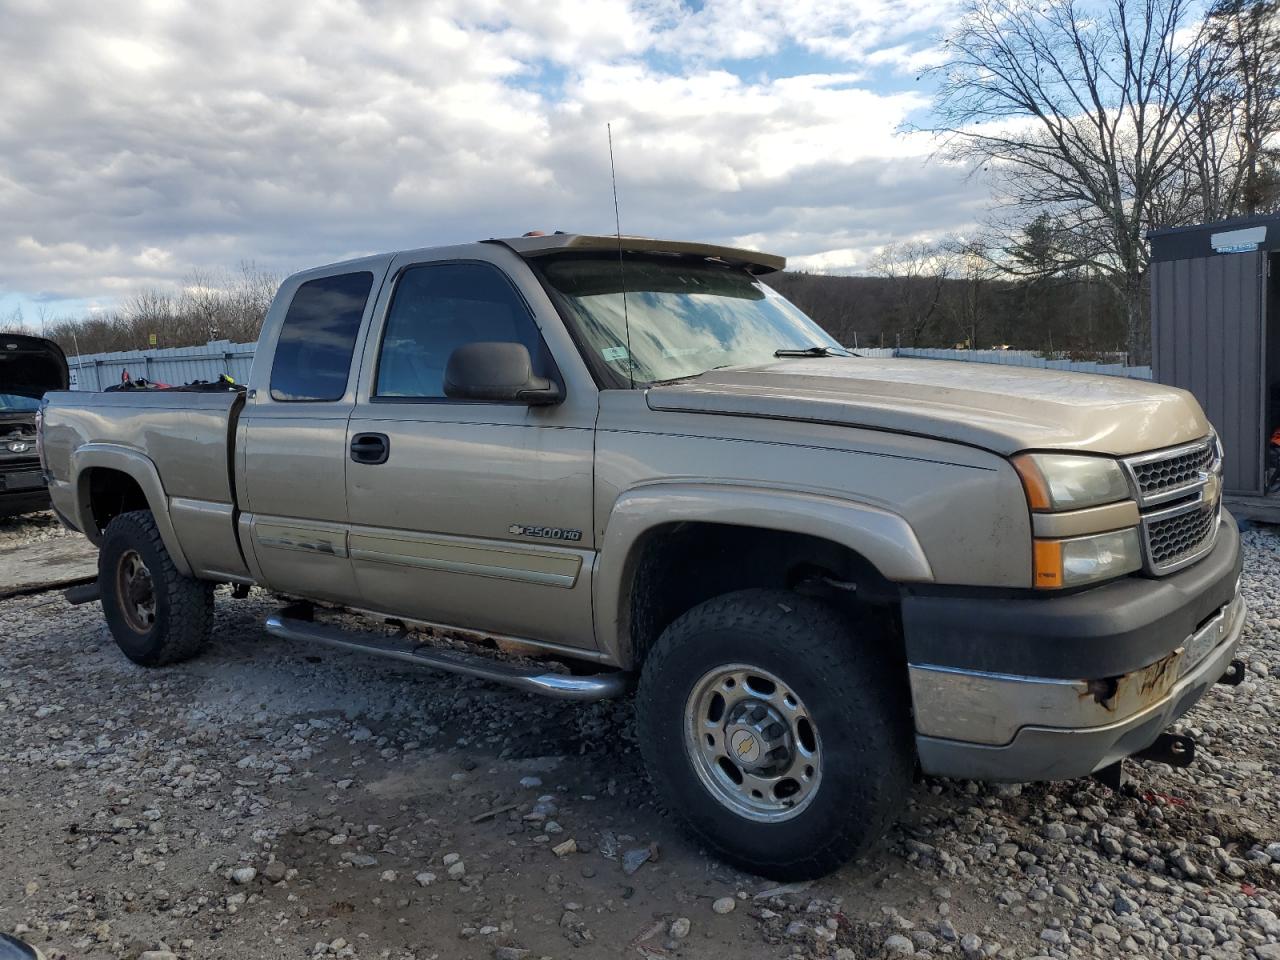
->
[539,256,844,385]
[374,261,548,400]
[270,271,374,402]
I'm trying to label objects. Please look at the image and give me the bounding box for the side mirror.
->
[443,342,562,405]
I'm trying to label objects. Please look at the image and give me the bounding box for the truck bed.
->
[42,389,248,580]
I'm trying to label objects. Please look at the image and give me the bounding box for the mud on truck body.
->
[38,234,1245,879]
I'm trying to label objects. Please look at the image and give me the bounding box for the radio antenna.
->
[607,122,634,389]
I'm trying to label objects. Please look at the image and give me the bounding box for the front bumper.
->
[0,482,51,517]
[0,457,49,516]
[0,490,52,516]
[907,516,1245,782]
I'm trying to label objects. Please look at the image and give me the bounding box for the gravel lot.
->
[1,511,1278,960]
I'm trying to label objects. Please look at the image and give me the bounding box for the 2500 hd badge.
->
[509,524,583,542]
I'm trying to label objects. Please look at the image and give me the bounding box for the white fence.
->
[67,340,256,391]
[65,339,1152,390]
[855,347,1152,380]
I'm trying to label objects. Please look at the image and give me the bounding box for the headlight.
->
[1033,528,1143,589]
[1012,453,1131,511]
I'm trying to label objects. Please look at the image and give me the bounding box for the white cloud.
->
[0,0,982,310]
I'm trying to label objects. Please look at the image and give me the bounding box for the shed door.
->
[1152,251,1266,496]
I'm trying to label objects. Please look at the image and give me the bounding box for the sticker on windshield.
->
[601,346,629,362]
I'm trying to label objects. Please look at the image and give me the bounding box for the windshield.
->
[0,394,40,413]
[539,256,845,384]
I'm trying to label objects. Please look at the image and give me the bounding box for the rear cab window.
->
[270,272,375,402]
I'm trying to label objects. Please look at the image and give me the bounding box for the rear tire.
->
[99,510,213,666]
[635,588,913,880]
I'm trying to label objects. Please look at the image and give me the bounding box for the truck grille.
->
[1122,436,1222,575]
[1128,443,1214,504]
[1145,501,1218,570]
[0,457,44,493]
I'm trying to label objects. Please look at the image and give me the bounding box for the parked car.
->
[1,334,67,516]
[38,234,1244,879]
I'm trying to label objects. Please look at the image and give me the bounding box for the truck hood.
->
[646,358,1210,456]
[1,334,69,400]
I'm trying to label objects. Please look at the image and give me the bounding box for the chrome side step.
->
[264,614,631,701]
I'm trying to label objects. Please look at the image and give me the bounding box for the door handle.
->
[350,433,389,465]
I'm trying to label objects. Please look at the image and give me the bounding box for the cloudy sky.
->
[0,0,988,324]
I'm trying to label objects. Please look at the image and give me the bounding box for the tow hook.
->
[1133,732,1196,768]
[1093,731,1199,790]
[1217,659,1247,686]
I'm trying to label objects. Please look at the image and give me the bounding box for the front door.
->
[344,249,597,651]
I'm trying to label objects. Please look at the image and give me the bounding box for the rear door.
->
[343,245,599,650]
[237,261,388,604]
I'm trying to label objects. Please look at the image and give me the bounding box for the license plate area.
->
[0,470,44,491]
[1180,601,1233,677]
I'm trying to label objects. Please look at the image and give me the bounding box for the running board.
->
[264,614,631,701]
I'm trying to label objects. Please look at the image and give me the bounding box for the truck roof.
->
[293,235,786,283]
[491,234,786,275]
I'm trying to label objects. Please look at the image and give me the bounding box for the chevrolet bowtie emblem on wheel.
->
[730,729,762,764]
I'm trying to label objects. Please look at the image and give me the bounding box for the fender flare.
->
[71,443,194,577]
[593,482,934,667]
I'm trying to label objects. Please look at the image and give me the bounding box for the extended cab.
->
[39,235,1245,879]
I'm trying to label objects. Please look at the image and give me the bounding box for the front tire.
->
[635,588,913,880]
[99,510,214,666]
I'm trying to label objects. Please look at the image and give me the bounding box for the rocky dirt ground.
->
[1,511,1279,960]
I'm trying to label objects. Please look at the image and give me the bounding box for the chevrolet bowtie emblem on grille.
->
[1202,471,1221,507]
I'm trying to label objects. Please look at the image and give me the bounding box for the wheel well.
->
[85,468,149,533]
[625,522,898,667]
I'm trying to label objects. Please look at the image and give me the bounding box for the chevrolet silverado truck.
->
[38,235,1246,879]
[2,334,67,516]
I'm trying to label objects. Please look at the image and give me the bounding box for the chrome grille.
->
[1122,435,1222,575]
[1129,444,1213,503]
[1145,501,1218,570]
[1122,438,1217,507]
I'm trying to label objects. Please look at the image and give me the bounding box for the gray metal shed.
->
[1149,213,1279,522]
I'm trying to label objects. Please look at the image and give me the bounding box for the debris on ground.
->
[0,512,1278,959]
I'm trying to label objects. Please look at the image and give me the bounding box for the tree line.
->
[2,263,278,357]
[1,252,1124,362]
[767,256,1128,357]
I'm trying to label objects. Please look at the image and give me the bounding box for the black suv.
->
[1,334,68,517]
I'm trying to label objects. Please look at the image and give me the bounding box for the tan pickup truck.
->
[38,234,1245,879]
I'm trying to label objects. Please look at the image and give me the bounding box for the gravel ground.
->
[1,511,1278,960]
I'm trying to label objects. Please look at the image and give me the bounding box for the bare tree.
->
[871,241,952,347]
[938,237,997,348]
[0,306,32,335]
[44,264,281,357]
[929,0,1207,363]
[1199,0,1280,216]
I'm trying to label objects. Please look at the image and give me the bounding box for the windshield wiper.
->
[773,345,852,358]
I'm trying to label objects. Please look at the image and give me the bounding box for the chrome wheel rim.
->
[116,549,156,633]
[684,663,821,823]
